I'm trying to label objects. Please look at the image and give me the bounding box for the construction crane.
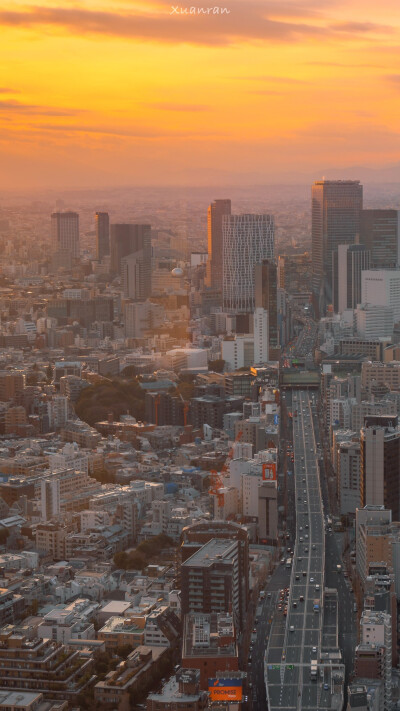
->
[179,393,190,427]
[209,471,225,507]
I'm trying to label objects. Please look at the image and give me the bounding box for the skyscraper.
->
[332,243,370,313]
[311,179,363,315]
[253,307,269,364]
[254,259,278,353]
[110,223,151,297]
[360,209,400,269]
[223,214,274,313]
[206,199,231,289]
[121,251,147,301]
[51,211,80,260]
[95,211,110,261]
[360,416,400,521]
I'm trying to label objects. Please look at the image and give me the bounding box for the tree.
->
[121,365,137,377]
[26,373,39,386]
[113,551,128,569]
[75,379,146,427]
[208,359,225,373]
[127,551,147,570]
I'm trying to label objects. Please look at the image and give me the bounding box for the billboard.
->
[208,678,243,702]
[262,461,277,481]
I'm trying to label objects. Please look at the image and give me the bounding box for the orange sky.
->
[1,0,400,188]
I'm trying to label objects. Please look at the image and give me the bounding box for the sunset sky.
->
[1,0,400,189]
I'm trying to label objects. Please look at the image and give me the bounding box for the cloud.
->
[0,3,393,47]
[305,61,385,68]
[144,102,210,111]
[237,75,308,84]
[0,99,80,116]
[247,90,284,95]
[386,74,400,84]
[33,122,227,139]
[0,87,20,94]
[330,21,394,34]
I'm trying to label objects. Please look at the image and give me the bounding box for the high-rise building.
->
[206,199,231,289]
[254,259,278,353]
[223,214,274,313]
[109,224,151,293]
[360,209,400,269]
[338,440,361,515]
[333,244,370,313]
[95,211,110,261]
[311,180,363,315]
[121,251,147,301]
[51,211,80,260]
[180,521,249,629]
[40,478,61,521]
[355,304,394,340]
[361,269,400,324]
[180,538,243,628]
[360,416,400,520]
[253,307,269,364]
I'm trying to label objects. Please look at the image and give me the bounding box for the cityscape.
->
[2,0,400,710]
[0,179,397,711]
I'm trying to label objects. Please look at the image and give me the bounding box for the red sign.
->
[262,462,277,481]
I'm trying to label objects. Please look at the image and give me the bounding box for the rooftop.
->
[182,538,237,567]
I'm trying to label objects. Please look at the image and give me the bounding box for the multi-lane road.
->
[265,389,326,710]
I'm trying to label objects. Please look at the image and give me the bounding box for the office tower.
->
[360,209,400,268]
[206,199,231,289]
[338,440,361,515]
[223,214,274,313]
[121,251,148,301]
[360,416,400,520]
[311,179,363,315]
[361,269,400,323]
[51,211,80,260]
[253,308,269,364]
[332,243,370,313]
[254,259,278,352]
[95,211,110,261]
[110,223,151,292]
